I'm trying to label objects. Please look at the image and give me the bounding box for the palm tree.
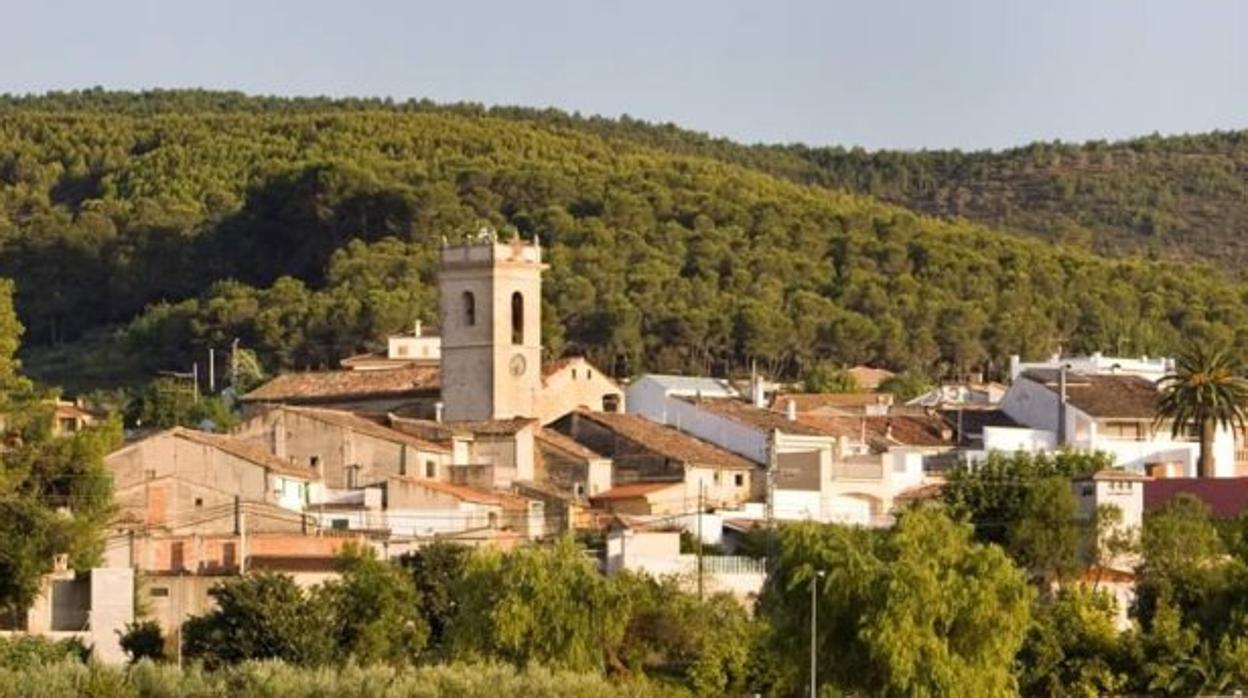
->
[1155,344,1248,478]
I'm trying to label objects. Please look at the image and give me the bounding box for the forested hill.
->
[3,89,1248,391]
[7,89,1247,271]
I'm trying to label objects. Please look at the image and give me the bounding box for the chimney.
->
[414,320,423,337]
[434,401,444,423]
[751,361,766,408]
[1009,354,1021,382]
[785,399,797,422]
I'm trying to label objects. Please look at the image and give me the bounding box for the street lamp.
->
[810,570,826,698]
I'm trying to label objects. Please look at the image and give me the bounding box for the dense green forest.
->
[3,89,1248,391]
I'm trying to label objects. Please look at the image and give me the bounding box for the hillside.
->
[2,89,1247,391]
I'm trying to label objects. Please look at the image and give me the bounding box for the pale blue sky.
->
[5,1,1246,150]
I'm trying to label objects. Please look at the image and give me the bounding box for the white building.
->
[998,368,1242,477]
[628,389,931,526]
[1009,352,1173,383]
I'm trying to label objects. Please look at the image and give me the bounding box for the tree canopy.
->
[2,91,1248,392]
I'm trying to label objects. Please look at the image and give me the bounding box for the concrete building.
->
[625,374,739,424]
[535,429,613,499]
[631,394,930,526]
[233,406,453,490]
[537,357,624,423]
[105,427,318,534]
[0,568,134,664]
[603,525,766,602]
[558,409,760,511]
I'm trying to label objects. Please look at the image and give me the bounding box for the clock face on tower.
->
[509,353,527,376]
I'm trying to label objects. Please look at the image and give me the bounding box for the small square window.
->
[331,519,349,531]
[734,474,744,487]
[150,587,170,598]
[194,498,203,508]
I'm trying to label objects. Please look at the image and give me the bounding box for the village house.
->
[629,389,930,526]
[232,405,454,489]
[536,356,625,423]
[558,409,759,513]
[999,368,1243,476]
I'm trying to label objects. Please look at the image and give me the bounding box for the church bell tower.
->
[438,229,546,421]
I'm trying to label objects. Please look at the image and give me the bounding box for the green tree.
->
[943,450,1110,546]
[451,537,628,672]
[399,542,472,659]
[1018,587,1130,697]
[1155,343,1248,478]
[128,378,238,431]
[758,507,1033,696]
[802,362,859,393]
[182,573,333,669]
[876,369,933,402]
[318,544,428,666]
[1009,476,1082,588]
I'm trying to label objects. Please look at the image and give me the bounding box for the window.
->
[587,370,593,380]
[397,345,409,357]
[149,587,170,598]
[309,456,320,469]
[572,369,578,380]
[194,498,203,508]
[1101,421,1146,441]
[734,473,745,487]
[462,291,476,326]
[602,394,620,412]
[59,417,78,433]
[511,292,524,344]
[425,460,437,479]
[331,519,349,531]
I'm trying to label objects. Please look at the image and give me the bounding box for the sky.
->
[5,0,1246,151]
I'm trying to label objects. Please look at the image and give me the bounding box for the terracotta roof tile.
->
[537,429,606,462]
[680,397,828,436]
[280,407,449,453]
[242,366,439,403]
[170,428,317,479]
[573,410,758,470]
[798,415,955,451]
[771,392,894,412]
[1023,371,1159,419]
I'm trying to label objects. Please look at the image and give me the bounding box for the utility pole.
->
[208,348,215,393]
[191,362,199,403]
[810,570,826,698]
[696,480,705,600]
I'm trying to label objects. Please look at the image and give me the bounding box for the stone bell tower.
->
[438,228,546,421]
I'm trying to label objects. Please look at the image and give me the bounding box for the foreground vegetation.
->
[4,90,1248,392]
[0,660,676,698]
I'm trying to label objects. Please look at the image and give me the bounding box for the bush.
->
[0,635,89,669]
[119,620,166,663]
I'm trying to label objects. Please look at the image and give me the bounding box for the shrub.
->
[119,620,166,663]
